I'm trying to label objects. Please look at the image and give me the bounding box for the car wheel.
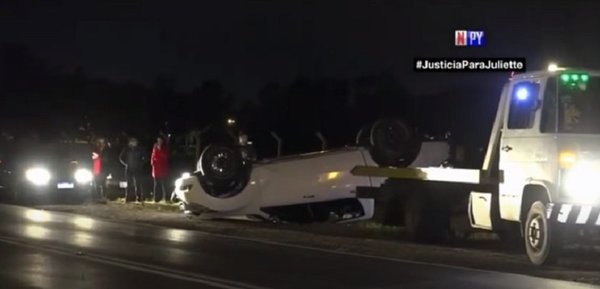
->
[369,118,421,167]
[524,201,560,265]
[197,144,252,198]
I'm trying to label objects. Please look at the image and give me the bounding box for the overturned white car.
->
[173,119,450,222]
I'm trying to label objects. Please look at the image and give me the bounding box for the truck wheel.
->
[404,193,449,243]
[524,201,559,265]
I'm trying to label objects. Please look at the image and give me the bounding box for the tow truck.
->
[352,65,600,265]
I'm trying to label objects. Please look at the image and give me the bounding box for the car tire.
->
[197,144,252,198]
[369,118,421,167]
[524,201,560,265]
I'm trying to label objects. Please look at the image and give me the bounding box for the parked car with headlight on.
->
[0,139,94,204]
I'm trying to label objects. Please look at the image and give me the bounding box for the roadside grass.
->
[110,198,181,212]
[357,220,403,233]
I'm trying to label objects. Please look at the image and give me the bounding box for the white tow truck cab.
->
[352,66,600,265]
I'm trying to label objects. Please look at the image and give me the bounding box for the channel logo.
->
[455,30,485,47]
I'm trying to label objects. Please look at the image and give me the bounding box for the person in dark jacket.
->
[119,137,147,202]
[151,136,169,202]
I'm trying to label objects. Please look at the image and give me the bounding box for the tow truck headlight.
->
[559,150,577,169]
[562,163,598,203]
[74,169,93,184]
[25,168,51,186]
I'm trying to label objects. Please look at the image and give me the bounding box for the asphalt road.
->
[0,204,596,289]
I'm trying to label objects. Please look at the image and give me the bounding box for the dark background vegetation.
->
[2,0,600,159]
[0,44,495,159]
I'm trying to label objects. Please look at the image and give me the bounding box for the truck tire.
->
[369,118,421,167]
[404,193,449,243]
[197,144,252,198]
[524,201,560,265]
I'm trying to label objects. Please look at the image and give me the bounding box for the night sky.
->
[2,0,600,98]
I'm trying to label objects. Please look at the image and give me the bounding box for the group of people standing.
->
[92,135,170,203]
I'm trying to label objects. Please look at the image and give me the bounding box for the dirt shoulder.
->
[38,202,600,285]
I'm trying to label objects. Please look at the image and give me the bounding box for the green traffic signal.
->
[561,74,570,82]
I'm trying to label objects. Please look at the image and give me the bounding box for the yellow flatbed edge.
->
[351,166,498,185]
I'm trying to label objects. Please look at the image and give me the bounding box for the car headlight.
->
[562,162,599,203]
[25,168,51,186]
[175,172,191,187]
[74,168,93,184]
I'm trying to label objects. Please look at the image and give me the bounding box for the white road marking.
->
[0,236,271,289]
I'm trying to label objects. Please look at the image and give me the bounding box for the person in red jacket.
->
[151,136,169,202]
[92,138,108,200]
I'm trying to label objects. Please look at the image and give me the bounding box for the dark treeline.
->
[0,43,499,159]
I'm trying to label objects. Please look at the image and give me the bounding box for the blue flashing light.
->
[516,87,529,101]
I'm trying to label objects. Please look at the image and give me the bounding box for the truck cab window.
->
[556,74,600,134]
[507,81,540,129]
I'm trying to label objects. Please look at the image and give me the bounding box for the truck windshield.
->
[550,75,600,134]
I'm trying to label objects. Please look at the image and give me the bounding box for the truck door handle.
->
[501,145,513,152]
